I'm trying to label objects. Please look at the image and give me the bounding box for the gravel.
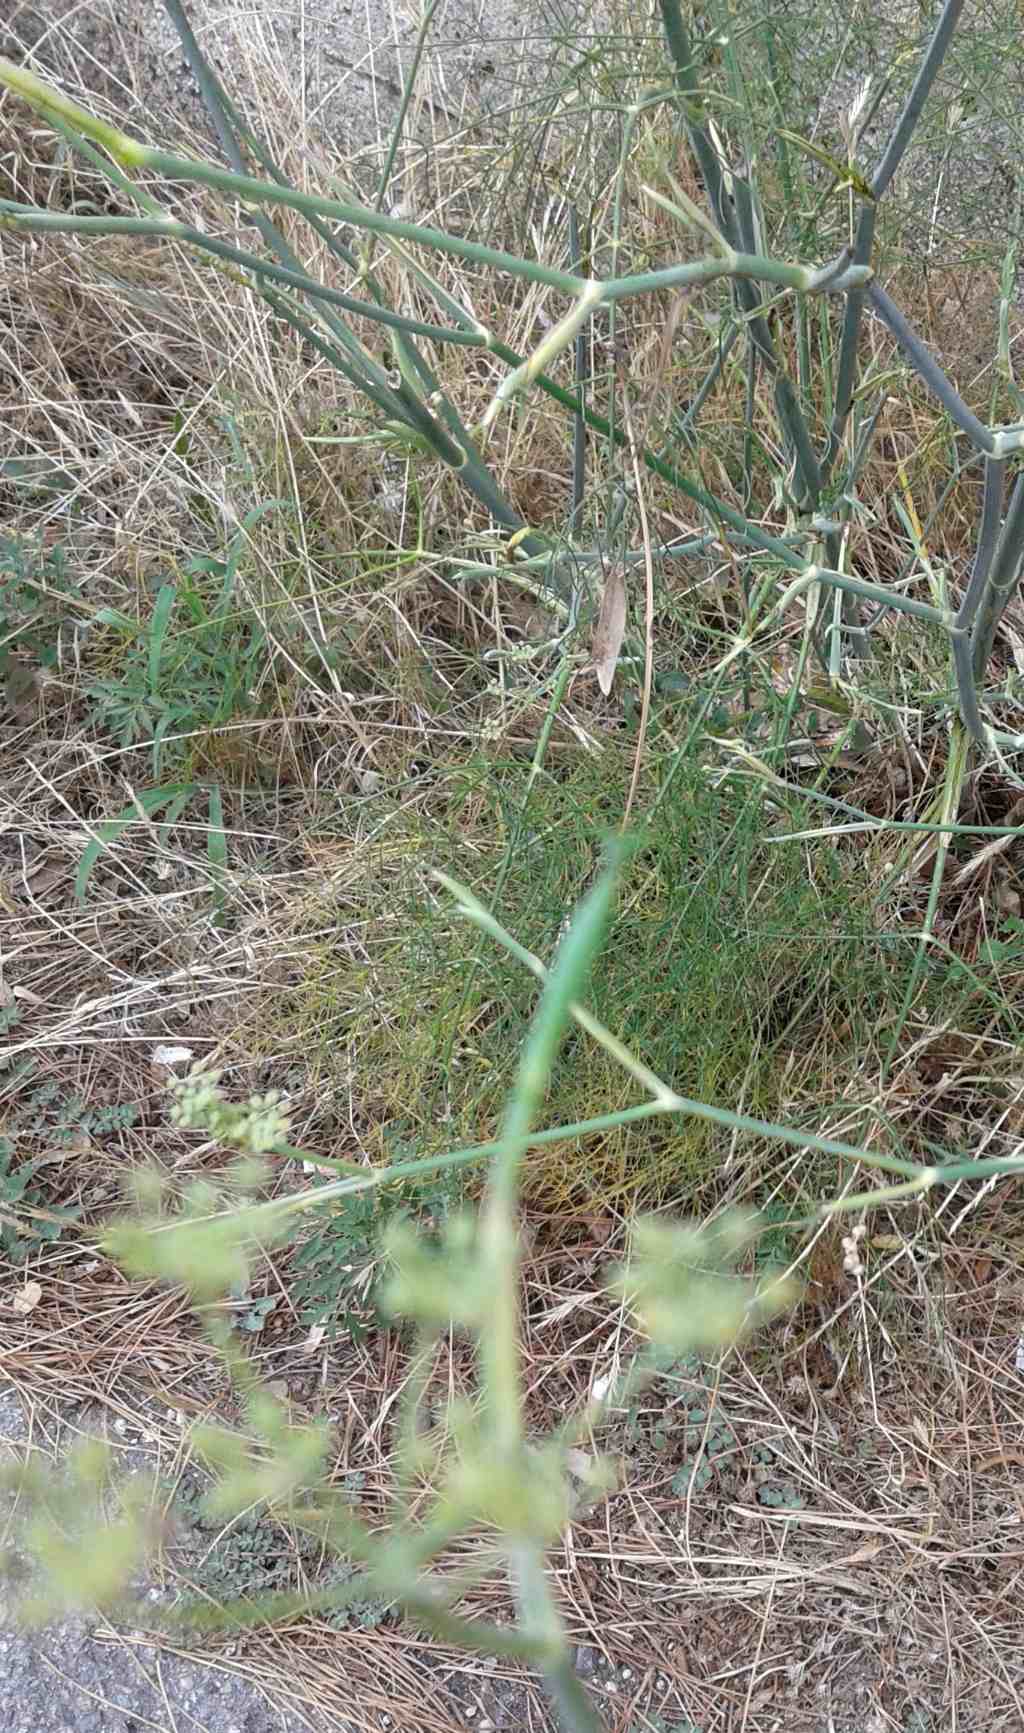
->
[0,1614,317,1733]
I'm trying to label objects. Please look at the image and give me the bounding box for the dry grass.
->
[5,6,1024,1731]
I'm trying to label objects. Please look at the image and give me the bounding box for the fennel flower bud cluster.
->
[169,1066,291,1153]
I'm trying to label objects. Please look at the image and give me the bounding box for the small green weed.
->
[750,1439,807,1509]
[925,911,1024,1043]
[172,1472,392,1624]
[0,1141,74,1264]
[623,1364,803,1507]
[87,570,268,775]
[9,1073,139,1142]
[756,1481,806,1509]
[0,1062,138,1261]
[84,500,288,775]
[0,529,77,710]
[317,1560,392,1631]
[950,914,1024,979]
[620,1359,739,1495]
[288,1184,380,1340]
[754,1202,798,1274]
[669,1399,739,1497]
[172,1481,301,1602]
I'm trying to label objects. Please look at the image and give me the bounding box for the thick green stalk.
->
[602,250,867,302]
[822,205,876,477]
[513,1546,604,1733]
[0,59,867,305]
[761,564,947,628]
[0,51,873,583]
[475,855,623,1445]
[470,858,623,1732]
[672,319,740,448]
[825,0,966,475]
[0,204,487,346]
[144,10,516,535]
[957,456,1006,634]
[0,58,586,290]
[656,0,825,505]
[868,284,997,454]
[261,289,536,542]
[567,203,588,537]
[774,373,824,503]
[0,49,883,586]
[971,469,1024,680]
[158,2,538,550]
[496,348,808,561]
[259,288,425,424]
[952,629,988,746]
[359,232,691,541]
[950,456,1006,740]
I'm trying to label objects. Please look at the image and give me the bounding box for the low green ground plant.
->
[0,1058,137,1262]
[306,749,907,1201]
[86,577,267,776]
[288,1151,458,1339]
[0,528,78,712]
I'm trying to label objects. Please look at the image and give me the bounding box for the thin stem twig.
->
[620,387,655,831]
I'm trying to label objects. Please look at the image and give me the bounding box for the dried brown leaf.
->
[592,565,627,696]
[10,1280,42,1315]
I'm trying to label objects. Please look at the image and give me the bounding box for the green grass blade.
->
[207,783,228,925]
[146,583,177,697]
[75,784,195,904]
[373,0,441,211]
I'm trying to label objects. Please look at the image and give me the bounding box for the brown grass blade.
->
[592,565,627,697]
